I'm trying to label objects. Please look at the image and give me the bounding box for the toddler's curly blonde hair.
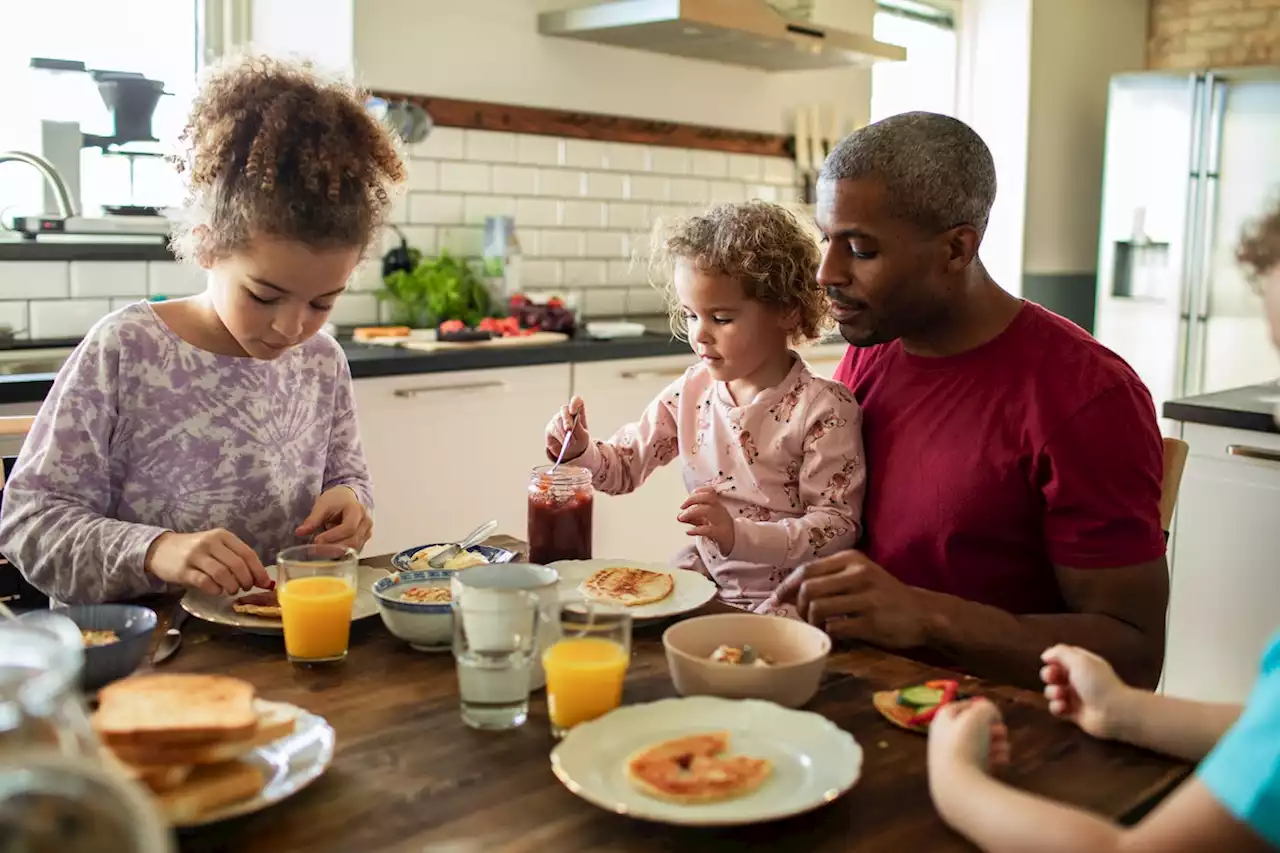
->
[170,54,405,264]
[1240,197,1280,288]
[649,200,830,344]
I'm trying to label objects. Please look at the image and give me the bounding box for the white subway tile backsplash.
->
[564,140,608,169]
[439,163,491,194]
[464,130,518,163]
[559,201,607,228]
[409,193,465,225]
[110,298,141,313]
[709,182,748,204]
[411,127,464,160]
[606,143,648,172]
[405,161,438,192]
[463,195,517,224]
[761,157,797,186]
[439,227,484,257]
[627,286,667,315]
[649,204,688,222]
[389,225,439,254]
[537,169,585,198]
[522,259,563,286]
[607,258,649,287]
[669,178,711,204]
[0,302,29,337]
[517,135,563,166]
[328,292,380,326]
[727,154,763,182]
[584,288,628,316]
[747,184,781,203]
[584,171,628,200]
[563,260,607,287]
[585,232,628,259]
[516,198,559,227]
[350,259,386,293]
[70,262,147,298]
[606,203,649,230]
[517,230,540,256]
[30,299,111,338]
[493,165,538,196]
[148,262,205,297]
[689,150,729,178]
[629,175,669,202]
[389,193,411,225]
[648,147,690,175]
[536,230,585,258]
[0,262,69,300]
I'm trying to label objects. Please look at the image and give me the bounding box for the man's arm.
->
[915,557,1169,689]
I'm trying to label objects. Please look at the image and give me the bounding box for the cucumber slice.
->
[899,685,945,707]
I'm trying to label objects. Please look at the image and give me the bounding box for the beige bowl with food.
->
[662,613,831,709]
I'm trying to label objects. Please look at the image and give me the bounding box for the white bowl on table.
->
[372,571,454,652]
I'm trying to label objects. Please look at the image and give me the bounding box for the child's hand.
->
[146,528,272,595]
[546,396,590,462]
[928,698,1011,776]
[1040,645,1131,740]
[678,486,735,554]
[298,486,373,552]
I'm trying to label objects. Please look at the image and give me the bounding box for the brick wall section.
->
[1148,0,1280,69]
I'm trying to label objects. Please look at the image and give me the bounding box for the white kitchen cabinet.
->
[571,353,697,563]
[1165,422,1280,702]
[354,365,571,558]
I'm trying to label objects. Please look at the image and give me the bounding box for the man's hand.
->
[677,487,736,554]
[297,487,373,552]
[771,550,929,648]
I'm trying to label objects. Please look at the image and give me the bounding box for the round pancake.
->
[578,567,674,607]
[625,731,772,804]
[873,690,930,733]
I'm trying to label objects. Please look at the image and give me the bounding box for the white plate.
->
[175,701,335,828]
[181,564,388,635]
[550,696,862,826]
[548,559,717,621]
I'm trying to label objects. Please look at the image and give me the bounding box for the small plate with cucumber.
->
[872,679,974,734]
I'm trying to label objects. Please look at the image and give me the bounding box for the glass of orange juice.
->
[277,544,359,665]
[542,599,632,738]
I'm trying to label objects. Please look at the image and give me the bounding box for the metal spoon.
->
[428,519,498,569]
[151,605,189,665]
[551,408,579,474]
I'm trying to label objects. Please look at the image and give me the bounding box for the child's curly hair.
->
[650,201,829,344]
[1239,197,1280,289]
[170,54,405,263]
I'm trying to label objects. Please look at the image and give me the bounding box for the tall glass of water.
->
[451,587,539,730]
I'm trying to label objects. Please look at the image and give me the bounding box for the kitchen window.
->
[870,1,959,123]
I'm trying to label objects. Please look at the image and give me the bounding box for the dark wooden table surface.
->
[158,544,1189,853]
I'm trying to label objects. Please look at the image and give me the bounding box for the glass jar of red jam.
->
[527,465,593,564]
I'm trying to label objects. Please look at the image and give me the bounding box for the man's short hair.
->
[820,111,997,237]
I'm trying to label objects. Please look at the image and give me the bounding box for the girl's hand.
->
[546,396,590,462]
[146,528,271,595]
[297,486,373,552]
[1040,645,1131,740]
[928,698,1011,776]
[678,487,735,554]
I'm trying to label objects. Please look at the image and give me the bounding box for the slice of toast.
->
[108,700,298,767]
[94,674,258,747]
[157,761,265,824]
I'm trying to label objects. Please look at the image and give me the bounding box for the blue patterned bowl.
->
[372,570,454,651]
[390,543,517,572]
[55,604,157,691]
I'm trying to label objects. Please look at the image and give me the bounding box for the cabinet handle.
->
[392,381,506,399]
[619,368,690,380]
[1226,444,1280,464]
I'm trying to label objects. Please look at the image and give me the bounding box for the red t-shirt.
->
[833,301,1166,615]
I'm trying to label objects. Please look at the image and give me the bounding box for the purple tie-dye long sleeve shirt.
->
[0,302,374,604]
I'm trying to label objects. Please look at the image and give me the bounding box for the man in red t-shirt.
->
[772,112,1168,689]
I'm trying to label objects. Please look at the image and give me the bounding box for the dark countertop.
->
[0,240,174,262]
[0,333,698,405]
[1163,382,1280,434]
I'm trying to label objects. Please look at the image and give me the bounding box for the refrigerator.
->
[1094,68,1280,435]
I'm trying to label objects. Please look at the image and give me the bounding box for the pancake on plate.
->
[578,567,674,607]
[625,731,772,804]
[231,590,281,619]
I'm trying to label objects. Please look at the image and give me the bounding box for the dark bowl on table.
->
[57,604,157,691]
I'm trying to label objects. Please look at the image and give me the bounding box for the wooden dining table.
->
[157,541,1190,853]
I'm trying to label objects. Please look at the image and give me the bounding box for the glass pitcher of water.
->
[0,614,98,756]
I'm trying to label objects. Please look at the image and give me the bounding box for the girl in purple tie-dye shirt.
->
[0,56,406,603]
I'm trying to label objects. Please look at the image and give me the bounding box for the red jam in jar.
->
[528,465,593,564]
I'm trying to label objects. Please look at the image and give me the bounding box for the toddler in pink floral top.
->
[547,202,865,613]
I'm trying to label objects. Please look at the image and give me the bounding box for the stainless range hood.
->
[537,0,907,72]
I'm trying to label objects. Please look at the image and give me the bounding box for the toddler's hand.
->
[678,487,735,554]
[146,528,271,595]
[1040,644,1131,740]
[546,396,590,462]
[928,698,1011,775]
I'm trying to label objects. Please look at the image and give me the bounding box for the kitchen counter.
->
[1163,382,1280,434]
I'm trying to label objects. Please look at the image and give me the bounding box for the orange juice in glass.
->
[543,600,631,737]
[277,544,359,664]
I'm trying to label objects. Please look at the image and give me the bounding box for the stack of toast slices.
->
[93,673,297,824]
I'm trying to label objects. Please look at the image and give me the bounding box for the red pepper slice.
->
[906,680,960,728]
